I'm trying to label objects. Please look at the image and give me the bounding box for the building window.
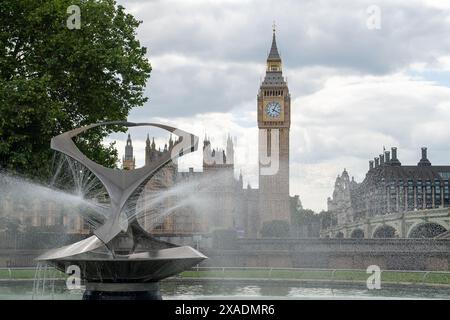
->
[69,218,76,231]
[425,180,432,209]
[389,182,397,213]
[416,180,423,209]
[435,179,442,208]
[444,180,449,208]
[407,180,414,211]
[439,172,450,180]
[398,180,404,211]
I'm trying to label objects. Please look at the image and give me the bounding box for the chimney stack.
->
[418,147,431,166]
[380,154,385,166]
[385,150,391,164]
[375,157,379,168]
[422,147,427,159]
[390,147,401,166]
[369,160,374,170]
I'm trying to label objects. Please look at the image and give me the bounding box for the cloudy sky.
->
[109,0,450,212]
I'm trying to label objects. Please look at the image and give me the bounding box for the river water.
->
[1,280,449,300]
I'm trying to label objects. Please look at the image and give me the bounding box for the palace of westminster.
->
[0,29,296,238]
[120,28,293,238]
[2,29,449,239]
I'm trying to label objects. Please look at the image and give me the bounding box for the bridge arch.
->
[350,228,364,239]
[372,225,397,238]
[335,231,344,238]
[408,222,447,238]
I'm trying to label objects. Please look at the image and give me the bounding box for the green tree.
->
[291,208,321,237]
[292,208,317,226]
[319,210,335,230]
[260,220,290,238]
[0,0,151,179]
[0,216,21,234]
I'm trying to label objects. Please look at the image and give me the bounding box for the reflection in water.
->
[161,282,450,300]
[261,285,290,297]
[1,281,450,300]
[288,287,336,298]
[234,285,261,297]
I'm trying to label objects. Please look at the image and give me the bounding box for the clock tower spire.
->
[267,23,282,72]
[257,26,291,233]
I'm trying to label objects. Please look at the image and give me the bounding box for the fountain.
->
[36,121,207,300]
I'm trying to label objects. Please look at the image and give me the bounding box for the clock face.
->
[265,102,281,118]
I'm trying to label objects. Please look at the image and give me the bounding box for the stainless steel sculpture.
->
[37,121,207,300]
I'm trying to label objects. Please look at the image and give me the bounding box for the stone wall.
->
[2,236,450,271]
[200,238,450,271]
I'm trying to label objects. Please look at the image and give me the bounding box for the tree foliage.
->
[0,0,151,179]
[260,220,290,238]
[291,208,317,226]
[319,211,336,230]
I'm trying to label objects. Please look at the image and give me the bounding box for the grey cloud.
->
[129,62,259,118]
[117,0,450,119]
[124,0,450,72]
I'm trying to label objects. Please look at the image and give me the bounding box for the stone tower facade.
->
[201,135,239,230]
[122,134,135,170]
[257,27,291,228]
[327,169,356,226]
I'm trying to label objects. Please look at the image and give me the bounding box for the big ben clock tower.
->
[257,26,291,230]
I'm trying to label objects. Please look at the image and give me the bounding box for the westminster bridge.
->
[320,207,450,239]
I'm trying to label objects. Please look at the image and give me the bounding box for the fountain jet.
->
[36,121,207,300]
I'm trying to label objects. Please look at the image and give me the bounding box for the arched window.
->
[408,223,447,238]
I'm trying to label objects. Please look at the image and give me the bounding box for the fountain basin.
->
[38,246,206,283]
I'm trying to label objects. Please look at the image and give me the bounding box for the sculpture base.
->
[82,282,162,300]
